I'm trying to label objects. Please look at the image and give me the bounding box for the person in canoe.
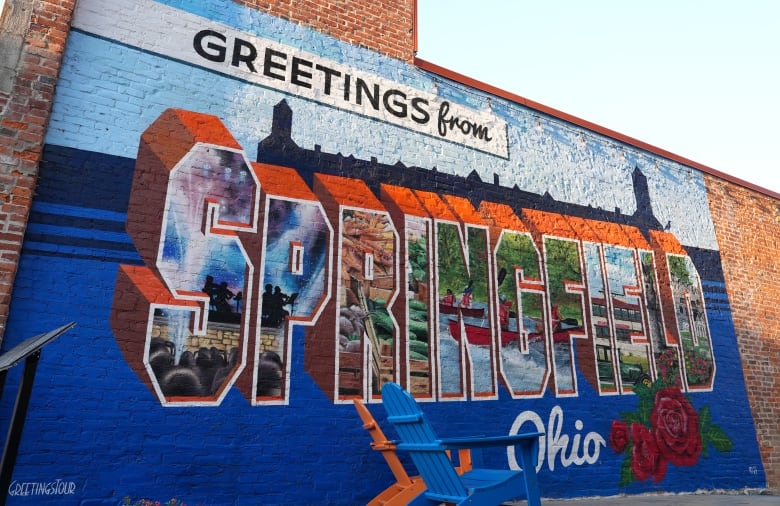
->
[460,280,474,308]
[441,288,456,306]
[552,304,580,331]
[498,294,513,330]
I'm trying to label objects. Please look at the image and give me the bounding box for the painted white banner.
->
[72,0,509,158]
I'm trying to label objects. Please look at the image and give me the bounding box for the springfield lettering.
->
[112,109,717,407]
[71,0,509,157]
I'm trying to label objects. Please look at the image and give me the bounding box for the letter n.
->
[414,190,496,400]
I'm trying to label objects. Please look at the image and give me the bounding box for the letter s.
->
[410,97,430,124]
[111,109,259,406]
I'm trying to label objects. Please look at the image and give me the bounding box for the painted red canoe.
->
[447,319,517,346]
[528,329,583,344]
[448,319,581,347]
[439,303,484,318]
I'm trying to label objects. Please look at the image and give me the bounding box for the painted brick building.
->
[0,0,778,504]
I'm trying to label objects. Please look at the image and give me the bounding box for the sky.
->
[416,1,780,196]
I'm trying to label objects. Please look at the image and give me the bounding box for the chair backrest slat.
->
[382,383,468,499]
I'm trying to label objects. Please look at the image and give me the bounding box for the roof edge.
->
[413,56,779,201]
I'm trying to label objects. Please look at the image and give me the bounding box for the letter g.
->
[193,29,227,63]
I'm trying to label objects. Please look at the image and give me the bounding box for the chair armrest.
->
[438,432,544,449]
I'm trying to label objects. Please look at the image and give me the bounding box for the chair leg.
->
[356,400,429,505]
[516,440,542,506]
[368,478,427,506]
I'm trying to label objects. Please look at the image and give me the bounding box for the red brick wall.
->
[233,0,416,62]
[0,0,75,339]
[706,174,780,491]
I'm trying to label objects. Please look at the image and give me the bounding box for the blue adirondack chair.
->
[381,382,543,506]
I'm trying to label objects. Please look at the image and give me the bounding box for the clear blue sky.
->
[417,1,780,195]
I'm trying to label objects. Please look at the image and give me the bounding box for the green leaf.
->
[699,405,712,430]
[651,377,669,393]
[619,455,634,487]
[620,411,642,425]
[704,425,734,453]
[633,380,652,401]
[637,396,653,425]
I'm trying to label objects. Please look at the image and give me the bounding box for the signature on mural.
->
[7,480,77,497]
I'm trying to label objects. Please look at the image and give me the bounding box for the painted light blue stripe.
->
[22,241,142,262]
[32,202,128,223]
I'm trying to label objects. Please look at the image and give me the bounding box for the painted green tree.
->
[496,232,542,317]
[436,223,489,302]
[544,237,582,320]
[668,255,692,286]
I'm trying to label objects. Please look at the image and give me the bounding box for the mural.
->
[0,0,764,504]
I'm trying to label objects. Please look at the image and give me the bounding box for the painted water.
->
[438,309,573,396]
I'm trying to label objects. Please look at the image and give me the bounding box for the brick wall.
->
[1,0,778,498]
[706,174,780,491]
[0,0,74,340]
[233,0,416,62]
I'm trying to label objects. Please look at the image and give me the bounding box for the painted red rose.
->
[650,387,702,467]
[631,422,667,482]
[609,420,629,453]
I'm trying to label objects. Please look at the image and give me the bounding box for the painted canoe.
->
[438,303,485,318]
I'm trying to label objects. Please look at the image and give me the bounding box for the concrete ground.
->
[533,492,779,506]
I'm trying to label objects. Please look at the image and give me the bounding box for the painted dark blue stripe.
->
[38,144,135,212]
[26,144,141,262]
[31,211,127,233]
